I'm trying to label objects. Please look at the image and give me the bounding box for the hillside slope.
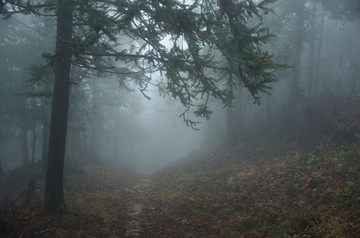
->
[1,144,359,237]
[138,95,360,237]
[143,142,360,237]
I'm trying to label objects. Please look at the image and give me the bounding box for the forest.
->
[0,0,359,237]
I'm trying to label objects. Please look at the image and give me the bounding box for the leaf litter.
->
[0,144,359,237]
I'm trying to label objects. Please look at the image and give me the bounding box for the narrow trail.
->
[124,178,153,237]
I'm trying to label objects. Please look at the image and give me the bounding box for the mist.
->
[1,0,360,237]
[99,85,206,174]
[1,1,359,174]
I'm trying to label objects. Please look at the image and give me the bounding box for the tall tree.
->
[290,0,306,101]
[306,2,318,97]
[44,0,73,212]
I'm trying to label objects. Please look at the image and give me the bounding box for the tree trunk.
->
[0,121,2,187]
[90,79,101,160]
[314,10,325,95]
[23,179,36,207]
[41,105,49,175]
[226,106,236,145]
[44,0,74,213]
[0,102,4,187]
[41,9,55,175]
[266,94,272,119]
[22,116,29,165]
[31,100,37,166]
[307,2,317,97]
[290,0,306,102]
[31,122,36,166]
[336,21,344,94]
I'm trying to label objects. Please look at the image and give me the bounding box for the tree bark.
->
[90,78,101,160]
[31,123,36,165]
[0,106,2,186]
[41,105,49,175]
[31,100,37,166]
[41,10,55,176]
[23,179,36,207]
[44,0,73,213]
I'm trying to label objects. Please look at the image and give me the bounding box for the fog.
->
[0,0,360,175]
[101,86,206,174]
[1,1,360,236]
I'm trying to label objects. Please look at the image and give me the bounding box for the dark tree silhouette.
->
[44,0,73,212]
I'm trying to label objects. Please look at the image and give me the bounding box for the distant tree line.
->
[222,0,360,145]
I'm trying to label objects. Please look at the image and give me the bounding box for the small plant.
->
[291,207,319,231]
[260,221,271,238]
[355,196,360,203]
[306,153,319,165]
[342,180,360,202]
[273,222,291,238]
[285,154,301,167]
[344,181,355,194]
[240,215,256,229]
[256,207,282,223]
[217,208,232,220]
[339,147,356,159]
[225,229,235,238]
[308,175,325,189]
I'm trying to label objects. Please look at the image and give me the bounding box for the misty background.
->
[1,0,360,174]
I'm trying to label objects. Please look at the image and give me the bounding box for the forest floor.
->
[145,143,360,238]
[1,140,360,237]
[2,94,360,237]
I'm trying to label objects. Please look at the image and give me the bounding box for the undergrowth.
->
[148,143,360,237]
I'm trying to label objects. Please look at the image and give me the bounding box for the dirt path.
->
[124,178,153,237]
[0,164,166,238]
